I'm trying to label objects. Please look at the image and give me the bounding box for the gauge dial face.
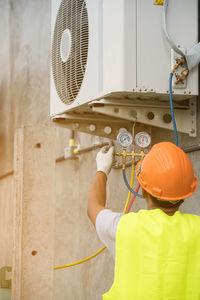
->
[135,132,151,148]
[117,131,133,147]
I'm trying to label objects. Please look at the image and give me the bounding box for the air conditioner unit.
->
[51,0,199,138]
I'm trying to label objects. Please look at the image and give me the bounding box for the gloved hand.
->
[96,146,115,176]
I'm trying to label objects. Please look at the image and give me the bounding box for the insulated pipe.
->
[2,144,200,180]
[55,142,110,162]
[162,0,185,57]
[73,142,110,155]
[56,143,200,163]
[184,145,200,153]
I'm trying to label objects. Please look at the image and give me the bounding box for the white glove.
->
[96,146,115,176]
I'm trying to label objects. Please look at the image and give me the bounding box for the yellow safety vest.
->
[103,209,200,300]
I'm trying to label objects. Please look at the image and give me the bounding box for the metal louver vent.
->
[52,0,89,105]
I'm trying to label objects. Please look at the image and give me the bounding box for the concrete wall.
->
[0,0,199,299]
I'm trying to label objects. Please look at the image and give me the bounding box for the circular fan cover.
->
[52,0,89,105]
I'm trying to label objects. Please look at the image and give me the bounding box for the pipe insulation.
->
[162,0,184,57]
[162,0,200,71]
[185,43,200,71]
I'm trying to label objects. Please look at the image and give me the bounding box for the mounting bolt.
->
[163,113,172,124]
[147,112,155,120]
[89,124,96,132]
[104,126,112,135]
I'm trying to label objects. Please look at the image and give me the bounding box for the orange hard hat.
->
[136,142,198,201]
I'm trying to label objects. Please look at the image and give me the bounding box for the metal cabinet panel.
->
[137,0,198,96]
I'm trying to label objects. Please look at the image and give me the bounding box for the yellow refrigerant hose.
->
[54,166,135,270]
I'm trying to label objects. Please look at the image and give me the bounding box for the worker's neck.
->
[147,202,179,216]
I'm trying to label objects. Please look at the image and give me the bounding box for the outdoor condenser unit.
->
[51,0,199,138]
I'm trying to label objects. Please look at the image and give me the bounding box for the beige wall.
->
[0,0,200,299]
[0,0,13,270]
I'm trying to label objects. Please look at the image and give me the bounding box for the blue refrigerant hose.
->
[122,73,178,198]
[122,169,143,198]
[169,73,178,146]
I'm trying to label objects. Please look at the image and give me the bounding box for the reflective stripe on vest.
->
[103,209,200,300]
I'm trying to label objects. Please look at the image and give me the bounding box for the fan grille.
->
[52,0,89,105]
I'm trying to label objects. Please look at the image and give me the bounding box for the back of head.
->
[136,142,198,201]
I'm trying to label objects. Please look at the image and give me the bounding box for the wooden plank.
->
[12,126,55,300]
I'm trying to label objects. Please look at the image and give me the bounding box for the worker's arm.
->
[88,171,107,226]
[87,146,114,226]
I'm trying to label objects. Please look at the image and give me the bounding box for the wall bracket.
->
[90,97,197,137]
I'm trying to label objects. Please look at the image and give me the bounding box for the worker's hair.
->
[150,194,184,209]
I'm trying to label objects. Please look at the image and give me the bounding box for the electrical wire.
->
[169,73,178,146]
[54,165,135,270]
[122,168,143,198]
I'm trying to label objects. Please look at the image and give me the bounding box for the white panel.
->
[102,0,137,94]
[137,0,198,96]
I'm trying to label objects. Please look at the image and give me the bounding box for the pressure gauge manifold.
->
[117,130,133,148]
[134,132,151,149]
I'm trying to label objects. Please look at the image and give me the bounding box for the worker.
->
[87,142,200,299]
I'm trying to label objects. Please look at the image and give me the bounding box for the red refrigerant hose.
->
[126,183,141,213]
